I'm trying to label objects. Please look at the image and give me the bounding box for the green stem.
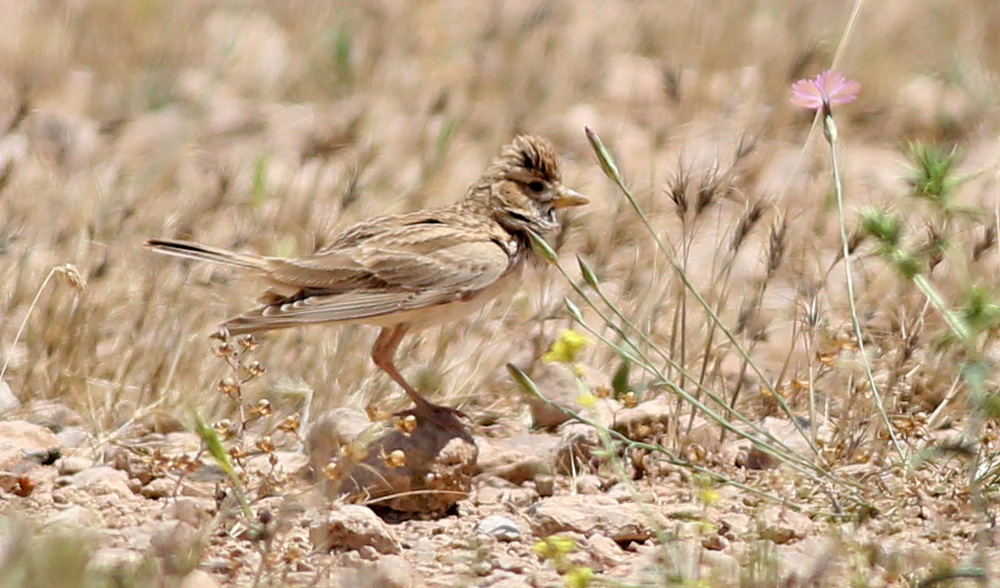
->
[825,114,906,462]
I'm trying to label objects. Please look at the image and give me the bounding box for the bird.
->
[146,135,587,427]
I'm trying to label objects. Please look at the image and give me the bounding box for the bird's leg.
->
[372,325,468,433]
[372,325,434,412]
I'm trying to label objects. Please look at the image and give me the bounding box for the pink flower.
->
[790,70,860,113]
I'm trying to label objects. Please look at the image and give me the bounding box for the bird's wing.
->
[224,224,514,332]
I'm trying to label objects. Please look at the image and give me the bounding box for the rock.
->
[371,554,416,588]
[44,504,103,529]
[309,505,401,554]
[701,550,739,581]
[554,423,602,474]
[776,536,838,583]
[611,396,674,440]
[56,456,94,476]
[163,497,217,527]
[88,548,146,579]
[246,451,308,477]
[527,495,662,543]
[574,474,605,495]
[475,433,557,484]
[475,515,522,542]
[0,420,61,459]
[718,513,750,539]
[140,477,176,499]
[337,409,477,514]
[150,521,201,576]
[535,474,555,498]
[0,379,20,414]
[22,400,83,432]
[584,533,625,570]
[179,570,222,588]
[56,427,93,448]
[760,507,811,545]
[487,576,534,588]
[71,466,132,497]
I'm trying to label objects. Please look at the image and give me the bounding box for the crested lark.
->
[147,135,586,423]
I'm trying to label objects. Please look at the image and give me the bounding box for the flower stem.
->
[825,114,906,461]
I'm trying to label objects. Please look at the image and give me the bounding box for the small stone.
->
[44,504,102,529]
[140,477,175,499]
[554,423,601,474]
[179,570,222,588]
[56,427,93,448]
[584,533,624,570]
[527,495,662,543]
[475,515,522,541]
[535,474,555,498]
[23,401,83,432]
[471,560,493,576]
[72,466,132,497]
[701,534,728,551]
[760,507,811,545]
[0,420,61,456]
[611,396,674,440]
[309,505,401,554]
[475,433,557,484]
[88,548,146,578]
[372,554,416,588]
[150,521,200,575]
[574,474,603,495]
[164,497,217,527]
[56,456,94,476]
[0,379,20,414]
[488,576,534,588]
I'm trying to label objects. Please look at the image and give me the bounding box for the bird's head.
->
[478,135,588,234]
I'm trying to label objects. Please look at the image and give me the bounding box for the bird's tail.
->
[145,238,268,271]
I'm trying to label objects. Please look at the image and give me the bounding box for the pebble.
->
[309,505,401,554]
[475,515,522,541]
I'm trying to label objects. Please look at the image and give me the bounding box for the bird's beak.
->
[552,187,589,209]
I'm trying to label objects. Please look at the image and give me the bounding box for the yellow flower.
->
[698,486,720,507]
[564,567,594,588]
[542,330,591,364]
[576,392,598,409]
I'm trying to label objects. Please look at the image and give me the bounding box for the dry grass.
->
[3,0,1000,583]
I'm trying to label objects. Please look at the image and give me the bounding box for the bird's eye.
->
[527,181,545,193]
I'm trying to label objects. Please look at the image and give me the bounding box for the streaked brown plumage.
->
[146,135,586,422]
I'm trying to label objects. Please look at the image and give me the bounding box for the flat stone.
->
[475,515,522,541]
[56,456,94,476]
[71,466,132,497]
[44,504,103,529]
[309,505,401,554]
[371,554,416,588]
[0,420,61,456]
[140,477,176,499]
[527,495,663,543]
[0,379,20,414]
[179,570,222,588]
[163,497,217,527]
[475,433,557,484]
[554,423,602,474]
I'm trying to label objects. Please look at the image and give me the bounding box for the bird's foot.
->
[396,399,470,437]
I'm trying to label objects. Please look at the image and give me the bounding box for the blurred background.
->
[1,0,999,433]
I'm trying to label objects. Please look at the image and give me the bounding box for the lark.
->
[147,135,586,424]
